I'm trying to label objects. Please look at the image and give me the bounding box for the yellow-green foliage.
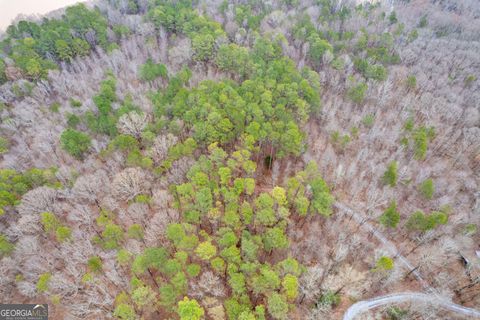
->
[36,272,51,293]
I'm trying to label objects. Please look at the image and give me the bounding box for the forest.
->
[0,0,479,319]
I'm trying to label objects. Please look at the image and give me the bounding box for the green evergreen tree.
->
[267,292,289,320]
[418,178,434,199]
[113,304,136,320]
[60,129,91,159]
[379,201,400,228]
[0,234,14,257]
[177,297,204,320]
[382,161,398,187]
[375,256,394,271]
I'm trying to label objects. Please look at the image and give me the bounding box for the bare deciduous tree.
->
[17,187,57,216]
[72,170,110,204]
[111,167,151,201]
[117,111,149,138]
[152,189,172,209]
[149,134,178,163]
[300,266,323,303]
[191,271,226,298]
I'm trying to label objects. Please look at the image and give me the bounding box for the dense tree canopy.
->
[1,4,110,79]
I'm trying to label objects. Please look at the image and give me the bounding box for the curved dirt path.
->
[342,292,480,320]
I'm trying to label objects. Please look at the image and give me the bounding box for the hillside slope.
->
[0,0,478,319]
